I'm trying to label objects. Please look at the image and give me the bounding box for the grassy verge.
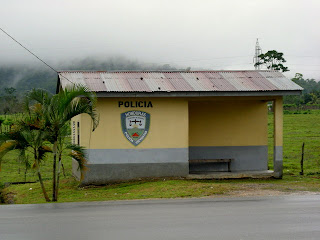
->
[4,175,320,204]
[1,111,320,204]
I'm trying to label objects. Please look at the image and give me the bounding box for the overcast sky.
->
[1,0,320,79]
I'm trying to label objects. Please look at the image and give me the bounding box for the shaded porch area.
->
[188,97,283,178]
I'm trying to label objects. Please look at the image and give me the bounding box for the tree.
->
[2,87,20,115]
[254,50,289,72]
[0,117,4,133]
[0,116,52,201]
[55,124,88,199]
[25,85,99,201]
[0,85,98,202]
[283,73,320,106]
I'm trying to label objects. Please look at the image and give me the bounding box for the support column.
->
[273,97,283,178]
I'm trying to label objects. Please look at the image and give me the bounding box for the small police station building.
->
[57,70,302,184]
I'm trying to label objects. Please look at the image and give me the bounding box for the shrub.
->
[283,110,292,114]
[283,104,297,110]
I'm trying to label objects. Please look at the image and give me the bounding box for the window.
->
[77,122,80,145]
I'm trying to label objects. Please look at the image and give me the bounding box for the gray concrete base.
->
[80,162,189,185]
[189,146,268,172]
[187,170,275,180]
[86,148,188,164]
[72,159,81,181]
[274,146,283,179]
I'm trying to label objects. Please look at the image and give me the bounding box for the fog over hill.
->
[0,56,180,95]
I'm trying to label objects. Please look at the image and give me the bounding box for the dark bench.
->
[189,159,233,172]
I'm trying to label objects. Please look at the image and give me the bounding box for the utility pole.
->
[253,38,262,70]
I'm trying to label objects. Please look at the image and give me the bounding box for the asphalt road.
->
[0,195,320,240]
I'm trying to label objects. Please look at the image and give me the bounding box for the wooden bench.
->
[189,159,233,172]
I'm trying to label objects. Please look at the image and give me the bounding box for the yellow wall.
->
[189,100,268,146]
[72,96,272,149]
[274,97,283,147]
[76,98,189,149]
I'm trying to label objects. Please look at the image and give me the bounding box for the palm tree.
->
[56,139,88,199]
[1,85,98,202]
[0,119,52,202]
[26,85,99,201]
[0,120,89,202]
[54,124,88,200]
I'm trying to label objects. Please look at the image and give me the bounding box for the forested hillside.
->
[0,65,56,95]
[284,73,320,106]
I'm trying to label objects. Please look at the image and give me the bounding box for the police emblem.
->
[121,110,150,146]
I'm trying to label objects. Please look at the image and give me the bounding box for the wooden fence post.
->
[300,142,305,175]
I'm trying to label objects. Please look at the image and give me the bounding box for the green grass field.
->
[268,110,320,175]
[1,111,320,204]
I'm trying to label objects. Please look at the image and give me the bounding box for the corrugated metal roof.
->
[58,70,303,93]
[83,72,107,92]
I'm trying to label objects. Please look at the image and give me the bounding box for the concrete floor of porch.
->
[187,170,275,180]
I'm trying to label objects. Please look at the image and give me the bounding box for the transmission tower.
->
[253,38,262,70]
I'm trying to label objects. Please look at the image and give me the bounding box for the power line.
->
[287,55,320,58]
[287,64,320,67]
[291,69,320,72]
[0,27,74,84]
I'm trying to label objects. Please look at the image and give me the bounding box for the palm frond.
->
[23,94,32,115]
[0,141,17,156]
[26,88,52,106]
[52,85,87,116]
[66,144,88,180]
[18,149,31,169]
[31,162,37,169]
[0,141,17,171]
[57,85,99,130]
[57,124,70,150]
[0,132,12,142]
[63,97,99,131]
[38,145,53,162]
[0,131,29,150]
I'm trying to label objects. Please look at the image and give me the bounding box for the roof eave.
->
[96,90,302,98]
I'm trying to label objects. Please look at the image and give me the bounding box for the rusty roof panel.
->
[143,78,162,92]
[82,72,107,92]
[219,72,251,91]
[242,71,264,79]
[127,78,151,92]
[143,72,175,92]
[59,72,86,88]
[100,72,123,91]
[202,72,224,79]
[180,72,207,91]
[242,71,278,90]
[162,72,193,91]
[259,72,303,90]
[271,77,302,90]
[114,72,134,91]
[58,70,303,93]
[201,72,237,91]
[152,72,176,91]
[231,72,262,91]
[192,72,217,91]
[236,71,277,91]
